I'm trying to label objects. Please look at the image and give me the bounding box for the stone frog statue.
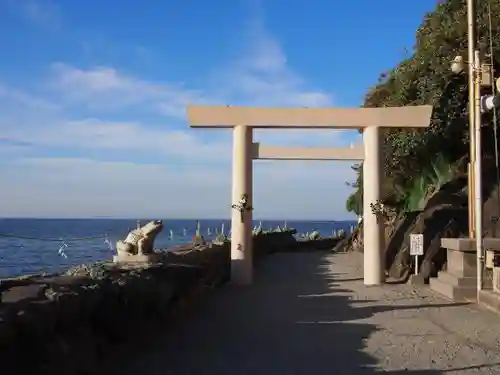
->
[116,220,164,257]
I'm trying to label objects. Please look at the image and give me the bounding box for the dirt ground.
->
[114,251,500,375]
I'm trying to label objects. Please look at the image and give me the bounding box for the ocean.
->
[0,218,356,278]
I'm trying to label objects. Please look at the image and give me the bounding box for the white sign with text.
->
[410,233,424,275]
[410,234,424,256]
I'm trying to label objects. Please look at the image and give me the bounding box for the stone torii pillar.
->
[187,105,433,286]
[362,126,384,285]
[230,124,253,285]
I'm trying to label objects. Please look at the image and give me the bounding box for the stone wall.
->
[0,230,297,375]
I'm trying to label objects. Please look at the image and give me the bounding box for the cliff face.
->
[395,160,500,282]
[342,161,500,283]
[384,175,467,280]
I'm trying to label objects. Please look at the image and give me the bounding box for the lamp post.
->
[468,0,477,241]
[450,51,483,293]
[450,0,482,295]
[467,2,485,295]
[449,0,480,249]
[474,49,484,294]
[451,54,500,296]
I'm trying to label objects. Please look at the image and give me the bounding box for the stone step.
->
[437,271,476,287]
[445,266,476,278]
[478,290,500,313]
[429,277,477,302]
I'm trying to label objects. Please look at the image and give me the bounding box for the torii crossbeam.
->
[187,105,433,286]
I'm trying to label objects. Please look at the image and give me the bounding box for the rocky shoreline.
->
[0,229,341,375]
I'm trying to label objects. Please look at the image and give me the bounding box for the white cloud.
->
[4,118,231,164]
[1,157,355,219]
[215,21,333,108]
[48,63,207,120]
[0,16,358,219]
[0,84,59,112]
[47,23,333,114]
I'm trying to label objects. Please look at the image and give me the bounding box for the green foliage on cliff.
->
[346,0,500,215]
[345,164,363,215]
[403,155,459,212]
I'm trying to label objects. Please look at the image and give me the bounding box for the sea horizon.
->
[0,216,356,222]
[0,218,356,278]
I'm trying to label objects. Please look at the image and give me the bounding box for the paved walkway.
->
[118,252,500,374]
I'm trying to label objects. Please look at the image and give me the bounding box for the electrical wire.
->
[487,0,500,233]
[0,233,107,242]
[0,232,113,258]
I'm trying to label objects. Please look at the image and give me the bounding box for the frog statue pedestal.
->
[113,220,164,264]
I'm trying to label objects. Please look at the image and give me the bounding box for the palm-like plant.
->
[404,155,458,212]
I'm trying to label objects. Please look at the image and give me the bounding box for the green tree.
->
[346,0,500,213]
[345,164,363,215]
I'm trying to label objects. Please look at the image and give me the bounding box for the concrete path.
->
[118,252,500,374]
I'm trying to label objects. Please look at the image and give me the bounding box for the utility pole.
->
[466,0,485,295]
[452,0,500,298]
[474,49,484,293]
[467,0,477,239]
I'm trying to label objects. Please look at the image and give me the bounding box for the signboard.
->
[410,234,424,256]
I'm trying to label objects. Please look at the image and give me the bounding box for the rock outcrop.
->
[339,165,500,284]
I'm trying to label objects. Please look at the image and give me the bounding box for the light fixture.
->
[496,77,500,93]
[451,55,466,74]
[480,94,500,113]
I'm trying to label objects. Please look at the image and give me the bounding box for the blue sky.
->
[0,0,437,219]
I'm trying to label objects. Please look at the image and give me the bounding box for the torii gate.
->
[187,105,433,286]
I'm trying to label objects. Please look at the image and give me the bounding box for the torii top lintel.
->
[187,105,433,129]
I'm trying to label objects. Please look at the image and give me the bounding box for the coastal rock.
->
[333,225,362,253]
[384,176,475,283]
[386,206,468,282]
[0,230,300,375]
[334,176,477,283]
